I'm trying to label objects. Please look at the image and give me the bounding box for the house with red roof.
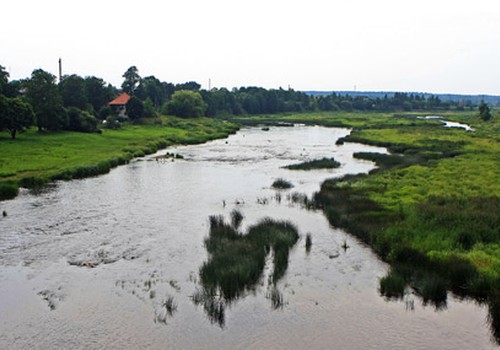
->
[108,92,131,118]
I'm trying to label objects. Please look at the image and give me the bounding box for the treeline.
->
[0,63,486,139]
[314,92,450,112]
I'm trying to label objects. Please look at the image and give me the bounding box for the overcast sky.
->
[2,0,499,94]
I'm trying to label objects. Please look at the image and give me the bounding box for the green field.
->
[0,116,238,199]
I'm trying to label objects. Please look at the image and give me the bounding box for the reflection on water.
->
[0,125,496,349]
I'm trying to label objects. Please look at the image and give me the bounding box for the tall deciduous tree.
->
[121,66,141,95]
[25,69,67,131]
[167,90,207,118]
[135,76,165,107]
[125,96,144,120]
[0,95,35,139]
[84,76,112,113]
[0,65,9,95]
[59,74,87,110]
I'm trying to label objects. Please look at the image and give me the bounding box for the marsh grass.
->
[163,295,178,316]
[267,287,285,309]
[230,209,244,230]
[202,216,298,300]
[284,157,340,170]
[287,192,317,209]
[379,270,406,299]
[197,215,299,324]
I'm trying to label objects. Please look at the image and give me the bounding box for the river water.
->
[0,125,495,349]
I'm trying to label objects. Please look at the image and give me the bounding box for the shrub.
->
[166,90,207,118]
[66,107,100,133]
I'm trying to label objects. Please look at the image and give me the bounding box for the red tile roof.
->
[108,92,131,106]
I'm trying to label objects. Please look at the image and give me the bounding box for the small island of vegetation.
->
[284,157,341,170]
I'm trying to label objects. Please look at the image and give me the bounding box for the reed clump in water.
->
[230,209,244,230]
[196,214,299,324]
[202,216,299,300]
[272,178,293,190]
[284,157,340,170]
[305,233,312,252]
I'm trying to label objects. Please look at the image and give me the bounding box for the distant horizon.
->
[5,63,500,99]
[303,90,500,97]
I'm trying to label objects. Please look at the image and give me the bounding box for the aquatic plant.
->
[284,157,340,170]
[197,215,299,325]
[305,233,312,252]
[417,276,447,308]
[287,192,317,209]
[272,178,293,189]
[230,209,244,230]
[379,270,406,299]
[163,295,178,316]
[267,287,285,309]
[192,288,225,327]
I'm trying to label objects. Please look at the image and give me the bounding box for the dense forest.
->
[0,64,492,138]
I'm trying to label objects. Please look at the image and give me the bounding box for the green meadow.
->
[0,117,238,199]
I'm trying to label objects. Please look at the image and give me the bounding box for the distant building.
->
[108,93,131,118]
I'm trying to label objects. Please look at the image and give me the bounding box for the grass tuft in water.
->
[272,178,293,189]
[230,209,244,230]
[305,233,312,252]
[267,287,285,309]
[192,288,225,327]
[163,295,178,316]
[284,157,341,170]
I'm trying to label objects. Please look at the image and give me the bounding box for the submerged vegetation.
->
[194,214,299,326]
[284,157,340,170]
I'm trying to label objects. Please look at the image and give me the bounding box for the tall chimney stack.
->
[58,58,62,82]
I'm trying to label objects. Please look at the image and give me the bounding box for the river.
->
[0,125,495,349]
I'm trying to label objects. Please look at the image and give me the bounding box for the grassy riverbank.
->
[320,119,499,296]
[225,110,500,337]
[0,117,238,200]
